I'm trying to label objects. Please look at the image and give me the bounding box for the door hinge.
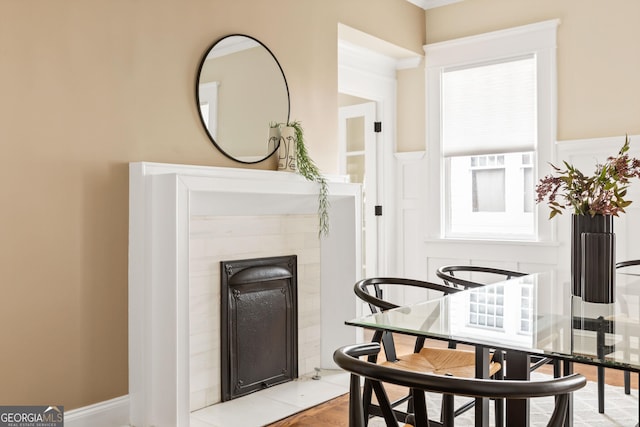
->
[374,122,382,133]
[375,205,383,216]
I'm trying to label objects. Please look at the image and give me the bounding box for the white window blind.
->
[442,55,537,157]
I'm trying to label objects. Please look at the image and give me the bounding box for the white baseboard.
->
[64,395,129,427]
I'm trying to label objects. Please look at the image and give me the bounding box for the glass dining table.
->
[345,269,640,427]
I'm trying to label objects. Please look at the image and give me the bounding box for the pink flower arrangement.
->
[536,136,640,218]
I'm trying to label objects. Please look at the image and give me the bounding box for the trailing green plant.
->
[286,120,330,237]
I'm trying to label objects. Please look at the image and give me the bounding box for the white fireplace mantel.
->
[128,162,362,427]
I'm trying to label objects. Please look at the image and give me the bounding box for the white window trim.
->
[424,19,559,243]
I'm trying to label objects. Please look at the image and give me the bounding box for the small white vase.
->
[277,126,297,172]
[267,127,280,156]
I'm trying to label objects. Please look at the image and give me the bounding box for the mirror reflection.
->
[196,34,290,163]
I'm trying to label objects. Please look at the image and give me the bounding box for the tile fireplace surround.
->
[128,162,362,427]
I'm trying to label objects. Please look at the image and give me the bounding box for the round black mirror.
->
[196,34,290,163]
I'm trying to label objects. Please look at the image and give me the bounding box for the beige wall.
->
[425,0,640,141]
[397,66,426,152]
[0,0,424,410]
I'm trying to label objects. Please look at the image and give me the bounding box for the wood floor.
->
[267,333,637,427]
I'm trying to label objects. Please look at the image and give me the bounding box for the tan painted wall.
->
[397,65,426,152]
[0,0,424,410]
[425,0,640,140]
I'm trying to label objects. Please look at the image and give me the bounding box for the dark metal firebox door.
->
[220,255,298,401]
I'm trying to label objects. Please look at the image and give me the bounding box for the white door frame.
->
[338,40,398,276]
[339,102,378,277]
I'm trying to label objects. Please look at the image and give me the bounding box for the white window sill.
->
[424,237,560,248]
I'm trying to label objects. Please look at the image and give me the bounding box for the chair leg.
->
[406,393,414,414]
[349,374,366,427]
[371,380,400,426]
[410,388,429,427]
[494,397,504,427]
[442,394,455,427]
[625,370,631,395]
[493,351,504,427]
[597,366,605,414]
[553,359,561,378]
[362,380,373,426]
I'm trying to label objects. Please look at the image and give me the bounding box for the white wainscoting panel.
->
[395,135,640,306]
[396,152,427,280]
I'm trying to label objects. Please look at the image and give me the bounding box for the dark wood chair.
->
[435,265,559,374]
[334,342,587,427]
[436,262,635,416]
[354,277,503,426]
[617,259,640,270]
[435,265,527,290]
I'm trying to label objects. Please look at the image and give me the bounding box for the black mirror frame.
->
[195,34,291,164]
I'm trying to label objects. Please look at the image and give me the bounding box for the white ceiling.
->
[406,0,463,9]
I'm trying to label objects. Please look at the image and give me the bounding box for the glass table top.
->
[346,271,640,371]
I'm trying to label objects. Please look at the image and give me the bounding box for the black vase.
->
[571,214,613,296]
[581,232,616,303]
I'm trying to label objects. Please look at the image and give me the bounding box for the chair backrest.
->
[354,277,461,314]
[436,265,527,290]
[354,277,462,361]
[616,259,640,269]
[334,343,586,427]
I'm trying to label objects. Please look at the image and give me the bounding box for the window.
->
[519,284,533,334]
[449,152,534,236]
[425,20,559,241]
[468,284,505,329]
[462,280,535,342]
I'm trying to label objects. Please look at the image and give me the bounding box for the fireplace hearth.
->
[221,255,298,401]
